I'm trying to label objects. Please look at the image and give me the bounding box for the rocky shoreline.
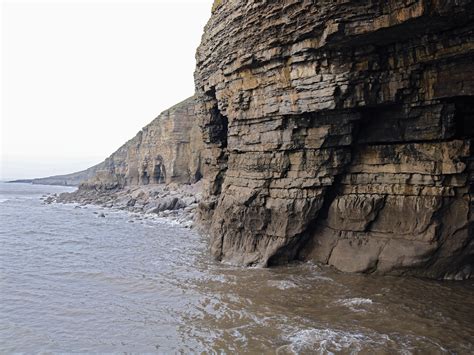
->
[28,0,473,279]
[44,182,202,228]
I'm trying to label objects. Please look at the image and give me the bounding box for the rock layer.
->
[81,96,203,191]
[195,0,474,278]
[54,97,204,225]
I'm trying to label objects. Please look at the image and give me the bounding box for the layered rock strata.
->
[56,97,204,223]
[81,96,203,191]
[14,97,203,190]
[195,0,474,279]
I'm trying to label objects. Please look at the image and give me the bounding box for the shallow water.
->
[1,182,473,353]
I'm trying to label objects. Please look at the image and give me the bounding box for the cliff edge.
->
[9,163,104,186]
[79,96,203,191]
[195,0,474,279]
[53,96,203,226]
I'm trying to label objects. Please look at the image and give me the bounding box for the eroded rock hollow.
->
[195,0,474,279]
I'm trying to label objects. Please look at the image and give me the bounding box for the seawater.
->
[1,182,473,353]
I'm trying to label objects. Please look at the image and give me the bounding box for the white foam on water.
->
[309,275,335,282]
[336,297,373,312]
[268,280,298,290]
[338,297,373,307]
[0,199,9,203]
[278,327,391,354]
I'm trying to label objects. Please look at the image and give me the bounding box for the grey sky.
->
[1,0,213,179]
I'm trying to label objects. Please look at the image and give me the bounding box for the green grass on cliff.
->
[212,0,223,12]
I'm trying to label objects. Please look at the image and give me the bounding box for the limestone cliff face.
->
[81,96,203,190]
[195,0,474,279]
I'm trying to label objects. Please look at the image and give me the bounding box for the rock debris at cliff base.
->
[53,182,202,228]
[53,97,204,227]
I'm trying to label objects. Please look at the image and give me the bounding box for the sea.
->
[1,182,473,353]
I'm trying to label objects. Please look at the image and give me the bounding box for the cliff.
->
[80,96,203,191]
[9,164,103,186]
[51,96,203,225]
[195,0,474,279]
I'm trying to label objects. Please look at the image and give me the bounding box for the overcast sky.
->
[1,0,213,180]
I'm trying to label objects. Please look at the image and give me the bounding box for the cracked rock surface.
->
[195,0,474,279]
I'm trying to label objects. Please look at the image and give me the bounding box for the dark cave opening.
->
[203,86,229,198]
[452,96,474,139]
[206,87,229,148]
[194,169,203,183]
[152,157,166,184]
[141,171,150,185]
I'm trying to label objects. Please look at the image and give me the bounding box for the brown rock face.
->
[81,96,203,190]
[194,0,474,279]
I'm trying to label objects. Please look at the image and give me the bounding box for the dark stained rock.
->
[194,0,474,279]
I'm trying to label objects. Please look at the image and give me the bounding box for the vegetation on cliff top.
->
[212,0,223,12]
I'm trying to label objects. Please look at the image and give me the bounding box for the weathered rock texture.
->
[81,96,203,191]
[54,97,203,225]
[195,0,474,279]
[12,97,203,190]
